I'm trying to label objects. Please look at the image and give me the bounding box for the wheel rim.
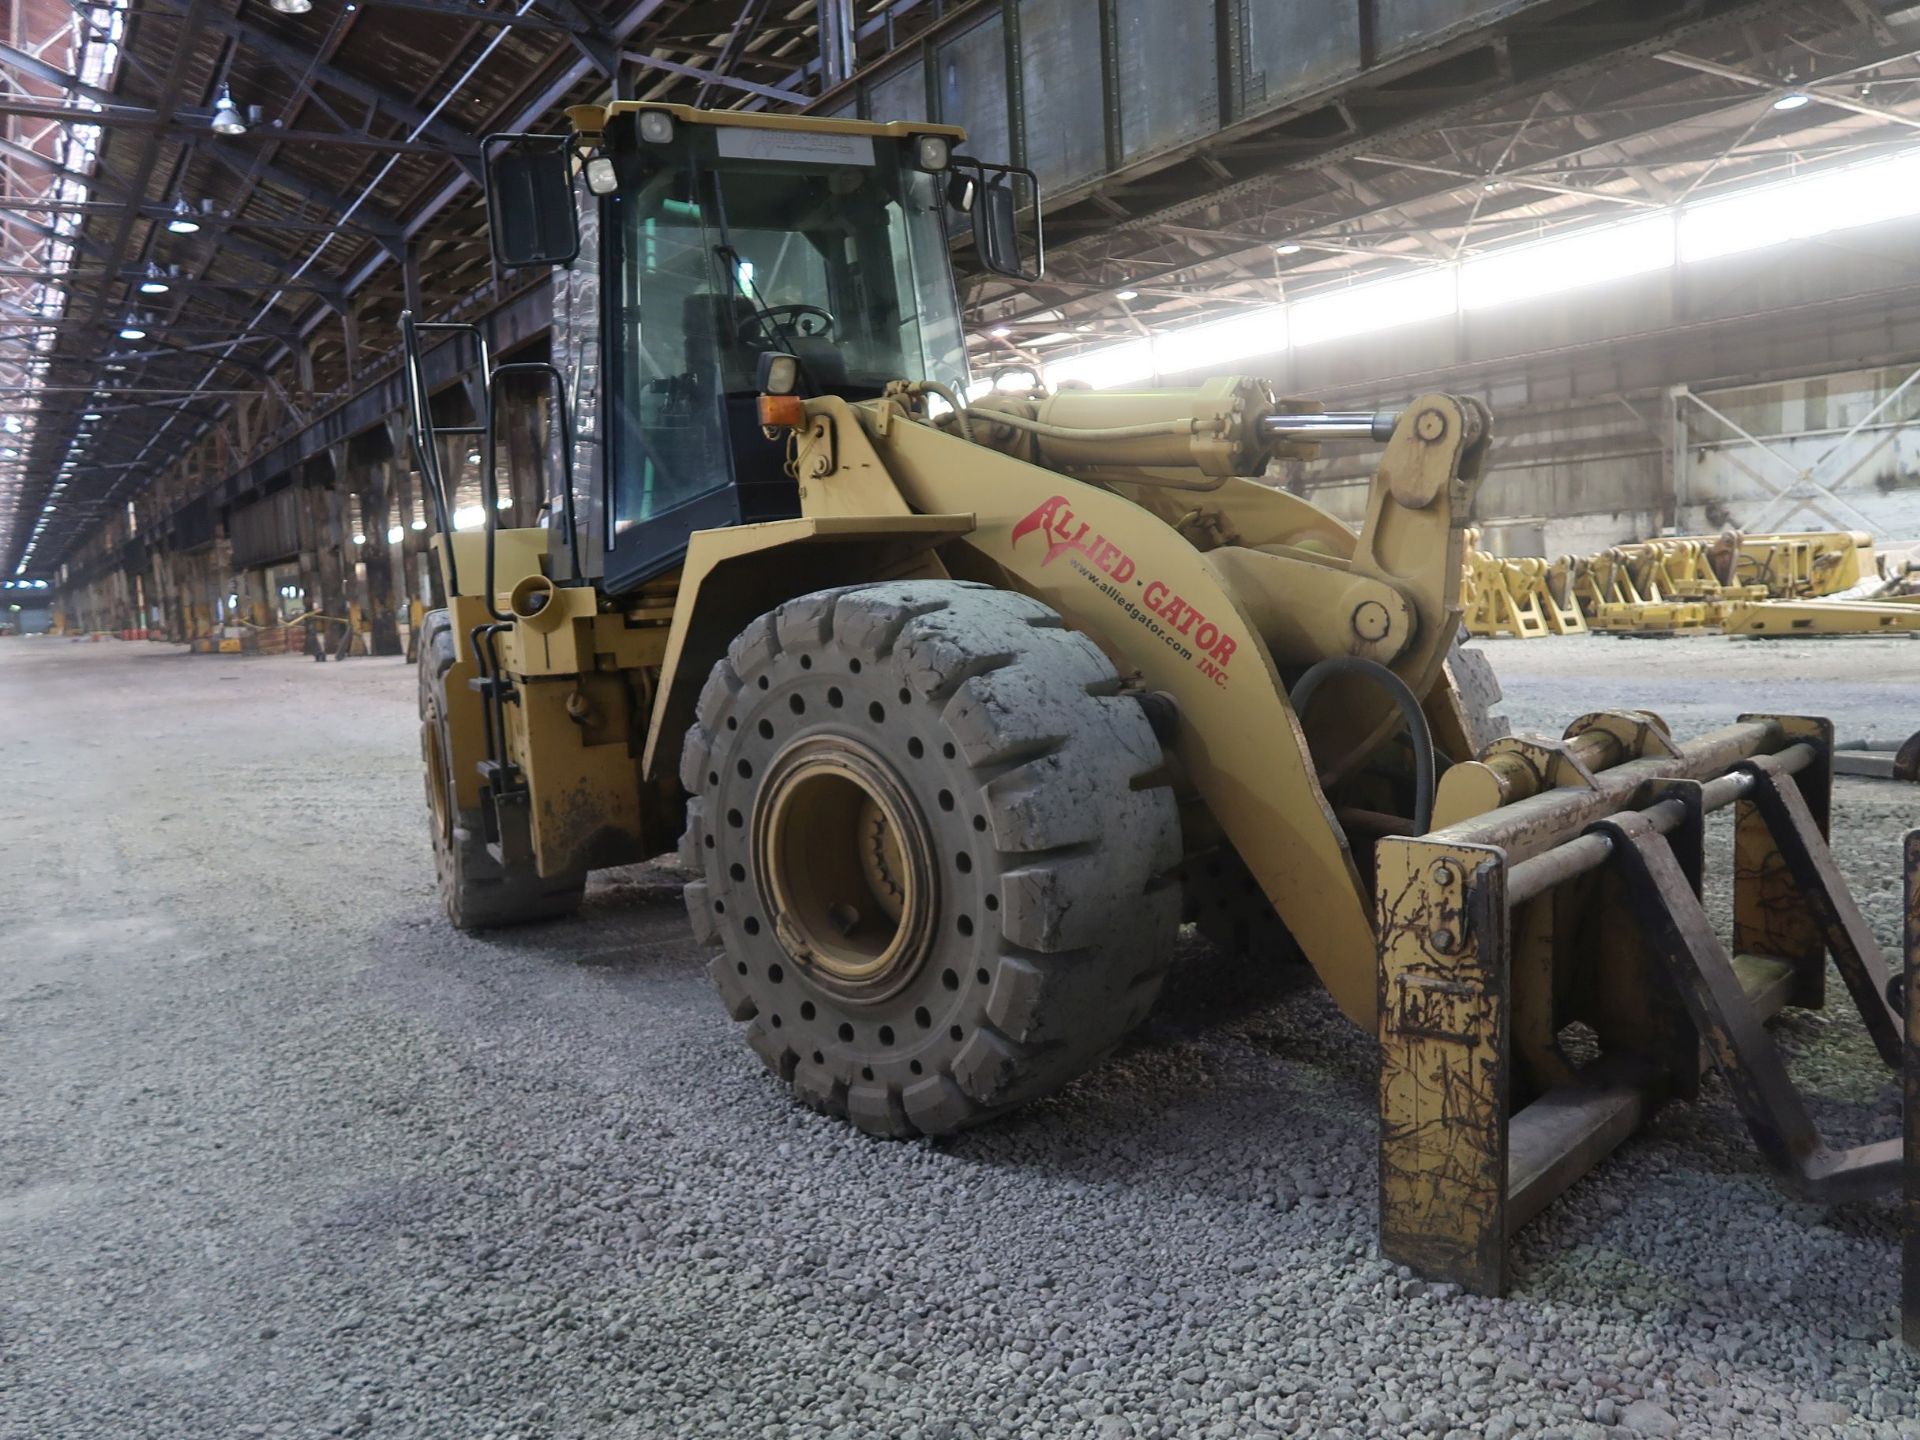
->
[752,734,937,1000]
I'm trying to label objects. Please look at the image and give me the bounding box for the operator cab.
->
[477,105,1040,596]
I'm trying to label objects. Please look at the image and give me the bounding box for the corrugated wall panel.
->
[229,489,303,568]
[1377,0,1542,59]
[1115,0,1217,161]
[869,59,929,123]
[937,13,1010,162]
[1245,5,1361,113]
[1020,0,1106,190]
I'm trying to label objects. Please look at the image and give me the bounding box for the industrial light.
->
[166,199,201,235]
[495,495,512,509]
[1274,242,1302,255]
[638,110,675,145]
[139,267,171,295]
[409,518,426,530]
[351,532,366,545]
[1115,289,1139,301]
[211,86,248,136]
[1773,91,1811,111]
[118,321,146,340]
[386,525,403,543]
[583,155,617,195]
[990,326,1011,338]
[914,134,951,172]
[269,0,312,12]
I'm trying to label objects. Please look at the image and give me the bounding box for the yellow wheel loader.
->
[404,103,1920,1331]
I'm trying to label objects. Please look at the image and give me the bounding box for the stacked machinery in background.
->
[1466,528,1920,638]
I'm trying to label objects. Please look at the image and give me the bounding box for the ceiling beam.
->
[81,0,208,333]
[143,0,485,181]
[354,0,587,31]
[621,48,810,105]
[0,96,477,157]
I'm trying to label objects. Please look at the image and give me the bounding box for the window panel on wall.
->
[1115,0,1215,163]
[1019,0,1105,190]
[937,14,1009,162]
[868,60,929,123]
[1244,5,1360,114]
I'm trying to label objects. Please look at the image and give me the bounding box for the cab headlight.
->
[638,110,675,145]
[914,134,951,172]
[583,155,617,195]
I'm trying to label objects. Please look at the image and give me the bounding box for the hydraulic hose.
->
[969,409,1207,443]
[912,381,975,444]
[1288,656,1437,837]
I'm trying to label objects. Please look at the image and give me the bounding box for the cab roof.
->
[567,102,965,143]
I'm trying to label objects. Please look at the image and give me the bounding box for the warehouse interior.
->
[4,2,1920,1437]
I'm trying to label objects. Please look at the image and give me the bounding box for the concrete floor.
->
[2,632,1917,1440]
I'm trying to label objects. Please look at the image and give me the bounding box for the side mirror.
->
[949,157,1043,282]
[483,132,580,269]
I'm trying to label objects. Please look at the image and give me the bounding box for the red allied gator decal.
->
[1010,494,1238,688]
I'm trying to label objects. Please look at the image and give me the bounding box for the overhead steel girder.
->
[1657,49,1920,135]
[195,143,405,246]
[0,96,476,159]
[622,48,809,105]
[0,168,353,314]
[356,0,589,31]
[0,140,354,309]
[356,0,677,288]
[545,0,622,78]
[0,265,335,292]
[143,0,484,181]
[944,0,1819,326]
[0,196,399,239]
[82,0,210,333]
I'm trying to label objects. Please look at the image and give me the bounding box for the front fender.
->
[639,514,975,784]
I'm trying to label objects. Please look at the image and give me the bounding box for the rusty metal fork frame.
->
[1906,831,1920,1348]
[1379,715,1920,1341]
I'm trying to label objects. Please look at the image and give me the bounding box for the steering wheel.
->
[737,304,835,343]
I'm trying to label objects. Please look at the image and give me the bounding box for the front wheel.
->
[678,581,1181,1137]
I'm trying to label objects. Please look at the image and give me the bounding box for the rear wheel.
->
[417,608,585,929]
[679,581,1181,1137]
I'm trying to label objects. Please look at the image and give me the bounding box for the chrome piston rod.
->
[1262,411,1400,443]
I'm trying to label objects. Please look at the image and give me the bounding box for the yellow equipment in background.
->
[402,101,1920,1340]
[1724,529,1878,598]
[1462,538,1586,639]
[1469,530,1918,636]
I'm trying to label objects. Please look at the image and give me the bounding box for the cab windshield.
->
[607,121,967,537]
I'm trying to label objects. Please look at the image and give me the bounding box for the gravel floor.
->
[2,633,1916,1440]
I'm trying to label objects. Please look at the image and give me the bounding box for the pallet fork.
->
[1375,713,1920,1344]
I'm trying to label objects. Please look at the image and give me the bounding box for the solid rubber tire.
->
[678,580,1182,1138]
